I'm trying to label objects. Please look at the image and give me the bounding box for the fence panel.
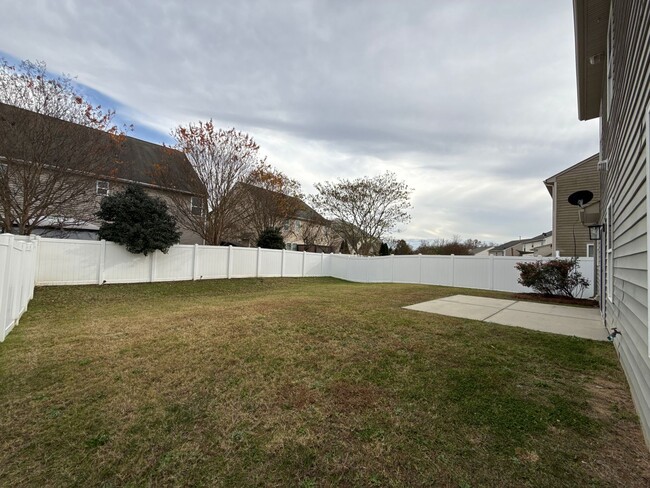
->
[454,255,491,289]
[328,255,348,280]
[37,238,101,285]
[304,253,324,277]
[420,255,453,286]
[259,249,282,277]
[0,234,38,342]
[104,243,152,283]
[231,247,258,278]
[197,246,229,279]
[156,245,194,282]
[283,251,303,277]
[392,255,420,283]
[366,256,392,283]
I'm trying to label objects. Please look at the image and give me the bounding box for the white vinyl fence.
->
[329,253,594,296]
[35,239,330,285]
[0,234,595,341]
[0,234,38,341]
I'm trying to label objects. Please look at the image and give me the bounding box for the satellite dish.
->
[567,190,593,208]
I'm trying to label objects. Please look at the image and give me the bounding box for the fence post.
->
[321,252,325,276]
[30,235,40,296]
[451,254,456,287]
[256,247,262,278]
[32,235,42,289]
[192,244,199,280]
[227,245,233,279]
[1,234,15,342]
[98,239,106,285]
[418,254,422,284]
[489,255,495,290]
[302,251,306,277]
[281,249,285,278]
[150,251,157,283]
[391,254,395,283]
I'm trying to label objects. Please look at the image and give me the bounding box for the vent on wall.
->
[598,159,609,171]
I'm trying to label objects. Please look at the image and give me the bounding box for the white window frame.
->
[606,201,613,302]
[586,243,594,258]
[190,196,203,217]
[96,180,110,196]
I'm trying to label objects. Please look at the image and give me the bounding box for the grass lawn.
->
[1,278,649,487]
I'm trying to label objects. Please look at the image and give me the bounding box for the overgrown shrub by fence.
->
[0,235,38,341]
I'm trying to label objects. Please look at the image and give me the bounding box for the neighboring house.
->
[489,233,552,257]
[519,231,553,257]
[544,154,600,257]
[573,1,650,444]
[230,183,341,253]
[0,102,205,244]
[470,246,494,256]
[489,239,526,257]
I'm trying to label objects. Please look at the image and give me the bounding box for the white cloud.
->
[0,0,599,242]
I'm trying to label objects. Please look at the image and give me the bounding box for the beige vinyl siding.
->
[600,1,650,444]
[553,155,600,257]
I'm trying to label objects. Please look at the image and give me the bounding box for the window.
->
[0,162,6,174]
[283,221,290,231]
[606,202,613,302]
[191,196,203,216]
[96,180,109,196]
[586,243,594,258]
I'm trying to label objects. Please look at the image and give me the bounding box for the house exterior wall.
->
[5,170,203,245]
[553,155,600,257]
[597,0,650,445]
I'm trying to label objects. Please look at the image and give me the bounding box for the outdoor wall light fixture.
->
[588,224,604,241]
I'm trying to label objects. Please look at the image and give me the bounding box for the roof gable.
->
[0,102,204,195]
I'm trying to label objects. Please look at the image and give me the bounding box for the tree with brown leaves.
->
[236,163,304,243]
[167,122,261,245]
[0,59,126,235]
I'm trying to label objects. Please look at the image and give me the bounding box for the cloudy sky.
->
[0,0,599,243]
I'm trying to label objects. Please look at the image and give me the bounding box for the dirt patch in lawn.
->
[512,293,599,307]
[584,378,650,487]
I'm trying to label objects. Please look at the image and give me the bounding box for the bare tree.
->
[0,59,125,235]
[167,122,261,245]
[236,163,303,243]
[311,172,412,255]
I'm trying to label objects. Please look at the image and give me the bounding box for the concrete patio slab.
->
[404,295,607,341]
[507,301,600,320]
[404,300,504,321]
[437,294,516,308]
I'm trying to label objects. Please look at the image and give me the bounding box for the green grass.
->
[1,278,649,487]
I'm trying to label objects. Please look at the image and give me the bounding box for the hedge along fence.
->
[1,235,595,341]
[0,234,38,342]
